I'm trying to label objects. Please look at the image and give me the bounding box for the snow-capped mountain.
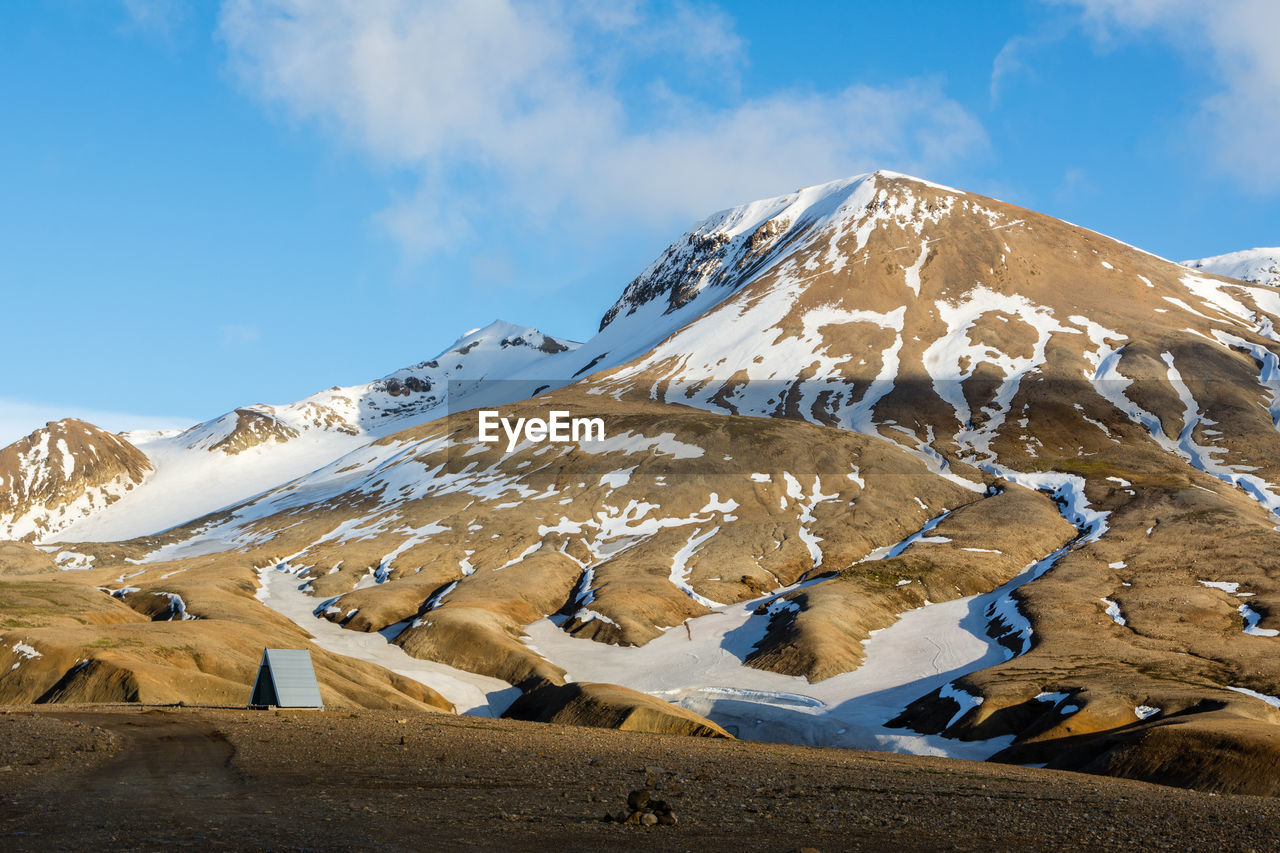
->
[1183,247,1280,288]
[0,321,577,543]
[0,419,152,543]
[4,171,1280,793]
[173,318,580,451]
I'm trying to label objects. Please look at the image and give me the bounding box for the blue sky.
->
[2,0,1278,445]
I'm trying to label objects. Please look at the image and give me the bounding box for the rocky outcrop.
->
[598,192,808,330]
[192,408,301,455]
[503,681,732,738]
[993,709,1280,797]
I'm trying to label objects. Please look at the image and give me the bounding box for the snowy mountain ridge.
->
[2,320,578,543]
[178,319,581,449]
[1183,247,1280,288]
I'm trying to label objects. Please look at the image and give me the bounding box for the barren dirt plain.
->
[0,705,1276,851]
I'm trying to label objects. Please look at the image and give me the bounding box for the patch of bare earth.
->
[0,706,1277,851]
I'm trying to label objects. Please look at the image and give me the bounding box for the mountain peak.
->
[1182,247,1280,287]
[440,320,577,359]
[597,170,967,331]
[0,418,152,541]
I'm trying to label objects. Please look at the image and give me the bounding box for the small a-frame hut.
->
[249,648,324,709]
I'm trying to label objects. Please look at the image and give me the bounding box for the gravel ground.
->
[0,711,117,779]
[0,705,1276,851]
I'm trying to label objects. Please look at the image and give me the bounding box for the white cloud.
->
[1055,0,1280,190]
[217,0,987,251]
[990,36,1030,104]
[0,398,193,449]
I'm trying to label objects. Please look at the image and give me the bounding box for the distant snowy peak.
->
[382,320,576,388]
[314,319,580,434]
[177,407,308,455]
[1182,248,1280,288]
[0,419,152,541]
[179,320,581,454]
[598,171,959,330]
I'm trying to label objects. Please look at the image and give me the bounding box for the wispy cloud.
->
[219,323,262,346]
[119,0,189,42]
[1054,167,1097,204]
[989,31,1067,104]
[217,0,987,254]
[1053,0,1280,191]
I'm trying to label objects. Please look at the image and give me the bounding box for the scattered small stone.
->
[611,788,676,827]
